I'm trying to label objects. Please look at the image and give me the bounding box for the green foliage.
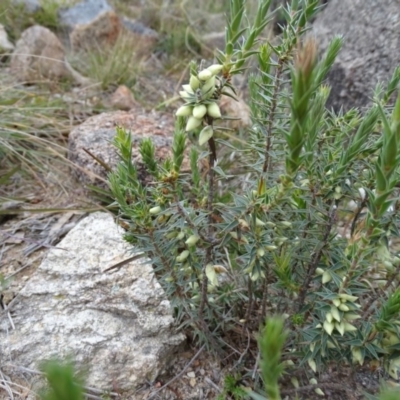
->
[258,317,287,400]
[0,0,32,40]
[0,0,69,40]
[217,374,249,400]
[109,0,400,396]
[40,359,84,400]
[34,0,62,30]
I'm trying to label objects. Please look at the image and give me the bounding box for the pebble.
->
[187,371,196,378]
[189,377,196,387]
[200,368,205,376]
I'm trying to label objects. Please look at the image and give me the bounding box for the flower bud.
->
[257,248,265,257]
[255,218,265,227]
[199,125,214,146]
[189,75,200,90]
[335,321,345,336]
[330,306,341,322]
[185,116,202,131]
[279,221,292,228]
[323,320,334,335]
[316,268,324,275]
[322,271,332,284]
[179,90,193,100]
[352,347,364,365]
[291,377,299,388]
[308,358,317,373]
[185,235,200,246]
[339,293,358,302]
[176,250,190,262]
[338,303,350,312]
[201,76,216,96]
[149,206,161,214]
[207,64,223,75]
[182,84,194,93]
[332,298,341,308]
[177,231,185,240]
[192,104,207,119]
[207,102,222,119]
[343,321,357,332]
[344,313,360,321]
[326,312,333,324]
[198,69,213,80]
[265,245,277,251]
[176,105,193,117]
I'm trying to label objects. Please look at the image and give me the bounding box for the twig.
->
[0,294,20,318]
[296,204,337,312]
[146,344,205,400]
[103,253,145,272]
[262,58,285,175]
[232,328,251,370]
[0,369,14,400]
[252,352,260,380]
[204,377,222,393]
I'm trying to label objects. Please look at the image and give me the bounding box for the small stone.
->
[189,377,197,387]
[110,85,138,111]
[200,369,205,376]
[187,371,196,378]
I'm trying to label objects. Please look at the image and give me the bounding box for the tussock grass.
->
[0,71,73,200]
[69,32,141,91]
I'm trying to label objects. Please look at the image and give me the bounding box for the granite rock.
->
[0,212,185,390]
[10,25,89,84]
[312,0,400,111]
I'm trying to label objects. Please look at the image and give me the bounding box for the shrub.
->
[109,0,400,395]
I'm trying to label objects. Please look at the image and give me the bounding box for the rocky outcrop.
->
[0,212,185,391]
[68,107,175,187]
[59,0,158,56]
[10,25,89,84]
[312,0,400,111]
[58,0,113,28]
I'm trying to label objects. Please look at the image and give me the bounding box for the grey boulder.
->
[0,212,185,390]
[312,0,400,111]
